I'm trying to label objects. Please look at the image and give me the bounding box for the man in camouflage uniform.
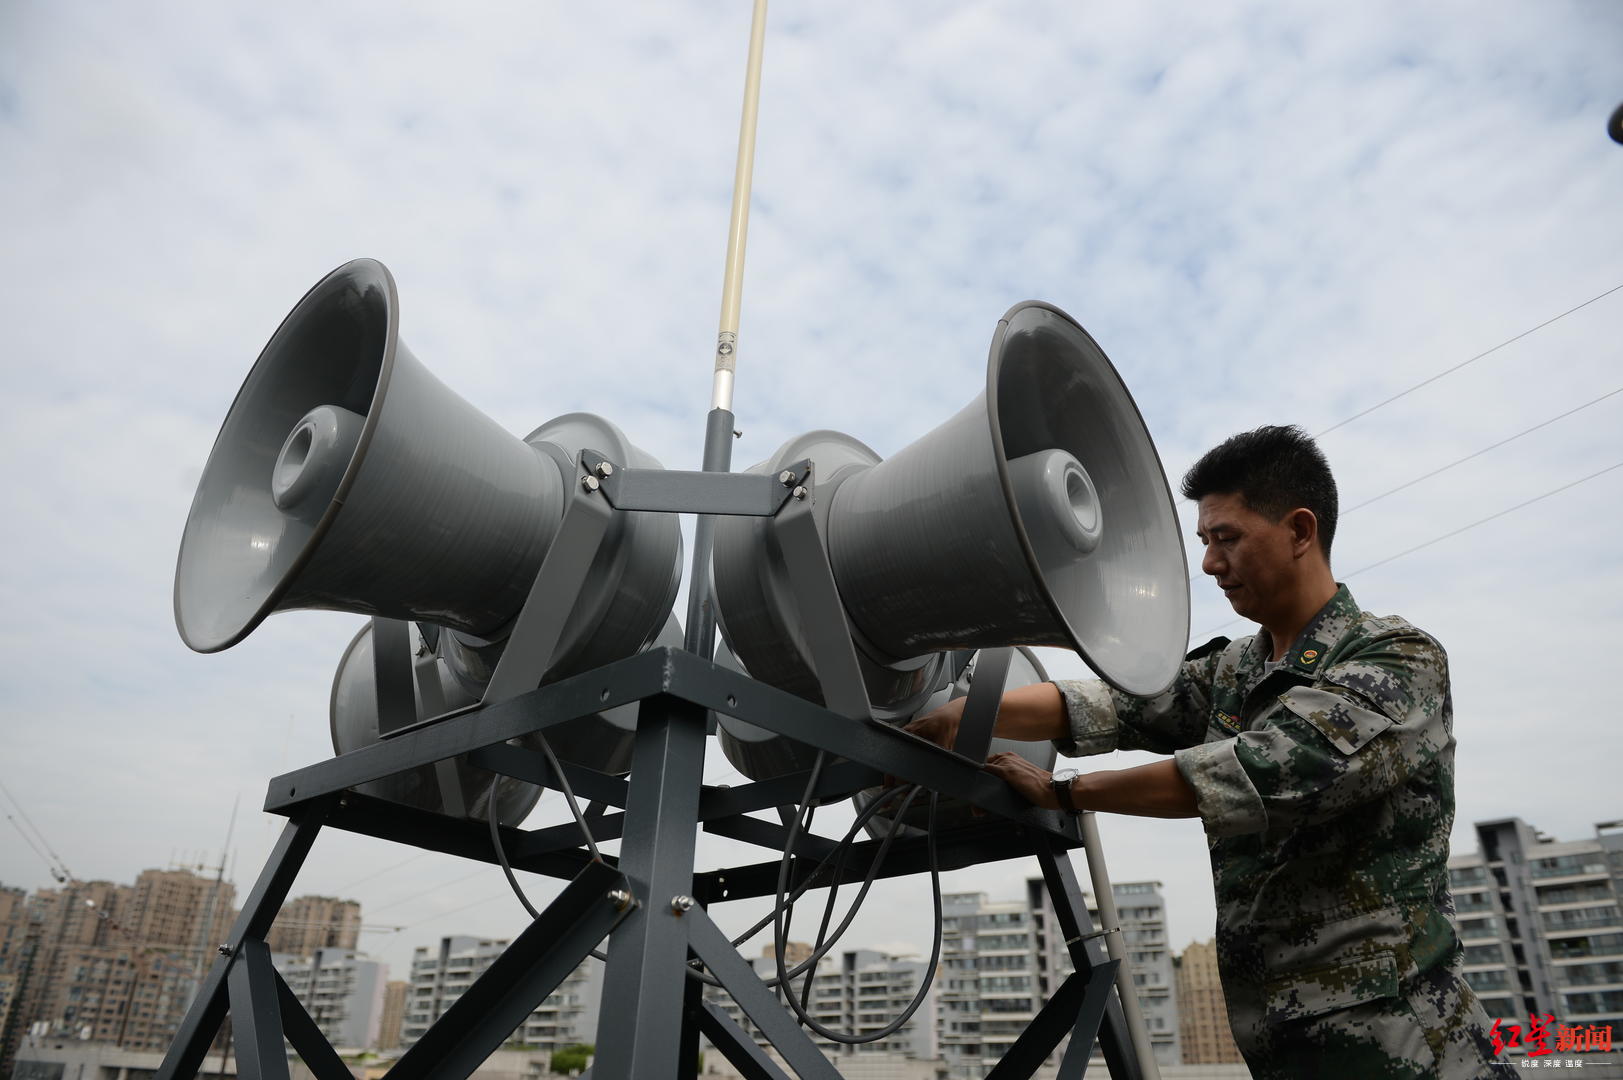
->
[908,425,1498,1078]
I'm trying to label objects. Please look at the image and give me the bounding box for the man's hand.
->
[983,752,1061,809]
[901,695,966,751]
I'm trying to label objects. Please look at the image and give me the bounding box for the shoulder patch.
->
[1185,635,1231,662]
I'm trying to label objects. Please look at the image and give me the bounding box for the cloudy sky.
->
[2,0,1621,993]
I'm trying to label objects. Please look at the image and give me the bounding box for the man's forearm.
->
[991,681,1070,741]
[1071,759,1198,819]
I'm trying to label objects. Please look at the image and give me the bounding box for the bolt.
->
[791,485,808,501]
[218,944,233,957]
[581,474,600,492]
[778,470,796,487]
[670,895,696,915]
[594,461,614,479]
[608,888,633,911]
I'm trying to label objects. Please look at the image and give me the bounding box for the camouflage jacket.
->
[1054,585,1497,1078]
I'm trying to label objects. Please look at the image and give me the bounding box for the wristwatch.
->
[1050,768,1082,814]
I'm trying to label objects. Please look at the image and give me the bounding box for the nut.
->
[594,461,614,478]
[670,895,696,915]
[581,474,601,492]
[778,470,796,486]
[791,485,809,501]
[608,888,633,911]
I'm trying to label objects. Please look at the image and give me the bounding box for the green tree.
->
[550,1042,593,1074]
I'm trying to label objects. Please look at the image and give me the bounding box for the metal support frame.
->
[158,459,1145,1080]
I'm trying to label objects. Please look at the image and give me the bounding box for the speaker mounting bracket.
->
[586,450,805,517]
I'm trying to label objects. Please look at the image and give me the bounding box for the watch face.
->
[1052,769,1080,783]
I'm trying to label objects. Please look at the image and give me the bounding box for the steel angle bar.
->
[770,491,871,721]
[693,999,795,1080]
[697,760,878,819]
[1037,844,1142,1080]
[465,742,631,807]
[591,697,710,1079]
[388,860,630,1080]
[274,969,352,1080]
[659,649,1074,830]
[694,821,1063,906]
[588,454,793,517]
[262,649,671,813]
[226,941,290,1080]
[678,977,703,1080]
[951,645,1012,764]
[687,911,842,1080]
[371,617,417,735]
[512,810,628,859]
[157,807,329,1080]
[984,963,1118,1080]
[322,793,605,881]
[482,463,614,705]
[701,814,841,861]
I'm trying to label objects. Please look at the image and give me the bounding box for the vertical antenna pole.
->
[684,0,768,658]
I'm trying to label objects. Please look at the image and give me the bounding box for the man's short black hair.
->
[1180,425,1339,558]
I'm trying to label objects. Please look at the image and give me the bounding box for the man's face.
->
[1195,492,1299,623]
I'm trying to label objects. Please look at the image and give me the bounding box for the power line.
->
[332,852,429,895]
[1314,283,1623,438]
[1341,460,1623,580]
[0,774,73,882]
[1190,459,1623,640]
[1341,385,1623,515]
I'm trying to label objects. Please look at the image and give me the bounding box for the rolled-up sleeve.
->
[1174,740,1267,837]
[1053,648,1222,758]
[1186,626,1452,838]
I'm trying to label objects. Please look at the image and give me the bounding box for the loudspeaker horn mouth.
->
[175,258,401,653]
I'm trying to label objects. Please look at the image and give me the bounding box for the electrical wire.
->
[1341,386,1623,515]
[536,736,602,863]
[480,740,945,1028]
[1191,459,1623,639]
[1340,460,1623,579]
[772,786,943,1044]
[1313,282,1623,438]
[0,774,73,882]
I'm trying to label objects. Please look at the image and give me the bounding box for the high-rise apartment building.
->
[266,895,362,957]
[1447,817,1623,1059]
[378,978,409,1049]
[1174,939,1243,1064]
[705,945,938,1064]
[934,878,1179,1077]
[0,869,236,1070]
[273,946,388,1049]
[402,935,599,1052]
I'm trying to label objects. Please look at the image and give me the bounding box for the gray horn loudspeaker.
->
[712,301,1188,708]
[174,257,680,665]
[174,259,682,815]
[331,615,682,822]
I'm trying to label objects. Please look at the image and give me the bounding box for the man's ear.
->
[1286,508,1319,558]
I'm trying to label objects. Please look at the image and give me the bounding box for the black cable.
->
[488,804,543,921]
[794,787,921,1014]
[537,736,602,863]
[682,778,921,989]
[772,791,944,1044]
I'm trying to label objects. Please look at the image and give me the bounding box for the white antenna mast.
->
[684,0,769,657]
